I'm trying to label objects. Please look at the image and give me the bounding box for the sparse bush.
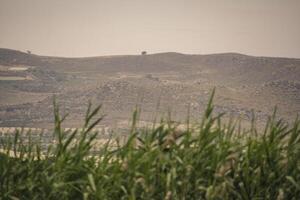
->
[0,91,300,199]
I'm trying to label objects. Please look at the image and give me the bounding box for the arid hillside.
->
[1,48,300,128]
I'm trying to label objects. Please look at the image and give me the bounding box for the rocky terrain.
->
[1,48,300,129]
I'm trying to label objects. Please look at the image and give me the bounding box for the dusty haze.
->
[0,0,300,57]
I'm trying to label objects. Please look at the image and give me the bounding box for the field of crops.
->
[1,92,300,199]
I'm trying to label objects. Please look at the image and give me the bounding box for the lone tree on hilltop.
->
[141,51,147,55]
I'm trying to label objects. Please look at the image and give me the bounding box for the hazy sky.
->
[0,0,300,57]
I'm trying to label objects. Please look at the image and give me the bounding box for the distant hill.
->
[1,48,300,128]
[1,48,299,71]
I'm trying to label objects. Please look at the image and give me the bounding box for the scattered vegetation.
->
[0,91,300,199]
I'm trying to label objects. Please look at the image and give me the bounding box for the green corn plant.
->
[0,90,299,199]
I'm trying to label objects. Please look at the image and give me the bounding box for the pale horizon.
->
[1,0,300,58]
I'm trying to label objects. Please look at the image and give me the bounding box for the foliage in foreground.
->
[0,92,300,200]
